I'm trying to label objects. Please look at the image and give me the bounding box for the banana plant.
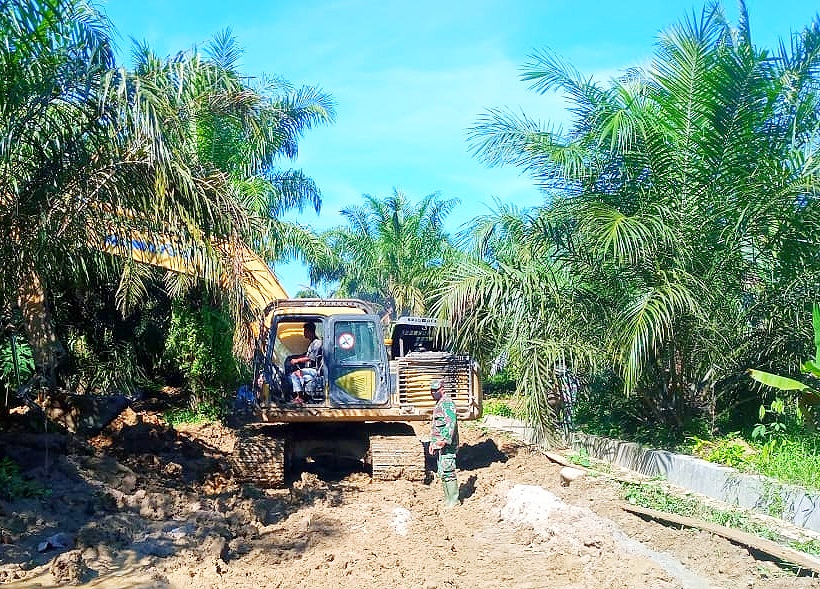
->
[749,304,820,428]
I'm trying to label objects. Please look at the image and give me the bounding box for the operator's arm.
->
[290,339,322,367]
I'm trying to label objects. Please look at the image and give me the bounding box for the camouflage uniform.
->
[430,383,459,507]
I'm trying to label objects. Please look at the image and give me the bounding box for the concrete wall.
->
[481,415,820,534]
[571,433,820,534]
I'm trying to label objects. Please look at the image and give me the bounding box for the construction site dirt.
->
[1,402,818,589]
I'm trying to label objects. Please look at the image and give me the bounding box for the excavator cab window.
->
[259,317,327,404]
[390,317,447,358]
[326,316,389,406]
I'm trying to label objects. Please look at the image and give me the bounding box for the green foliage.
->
[0,1,333,389]
[749,303,820,432]
[573,373,712,449]
[46,271,164,395]
[163,298,245,404]
[568,447,592,468]
[753,437,820,492]
[482,398,515,418]
[791,539,820,557]
[446,3,820,441]
[689,434,756,470]
[65,334,146,394]
[314,190,461,318]
[687,431,820,491]
[484,369,518,397]
[0,335,34,398]
[0,458,47,501]
[752,398,790,443]
[163,401,225,426]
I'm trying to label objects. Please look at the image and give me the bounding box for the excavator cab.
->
[253,300,390,408]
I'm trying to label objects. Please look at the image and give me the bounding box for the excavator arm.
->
[100,232,288,337]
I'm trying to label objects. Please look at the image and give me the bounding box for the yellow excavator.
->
[105,232,483,486]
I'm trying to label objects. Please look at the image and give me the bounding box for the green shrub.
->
[483,398,515,418]
[65,334,146,394]
[753,437,820,492]
[573,371,710,450]
[484,369,517,397]
[163,401,225,425]
[568,447,592,468]
[163,298,246,404]
[791,539,820,556]
[689,434,756,470]
[0,335,34,400]
[687,432,820,491]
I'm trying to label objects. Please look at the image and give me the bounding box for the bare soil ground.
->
[1,402,819,589]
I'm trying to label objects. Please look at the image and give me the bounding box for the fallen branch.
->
[622,503,820,575]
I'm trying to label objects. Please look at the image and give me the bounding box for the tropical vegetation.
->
[437,2,820,442]
[0,0,333,403]
[1,0,819,469]
[311,189,460,319]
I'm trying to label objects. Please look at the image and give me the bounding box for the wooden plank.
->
[621,503,820,575]
[543,451,577,468]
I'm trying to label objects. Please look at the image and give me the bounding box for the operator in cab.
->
[288,322,322,405]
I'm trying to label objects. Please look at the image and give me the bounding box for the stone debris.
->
[559,466,585,486]
[389,507,412,536]
[37,532,74,553]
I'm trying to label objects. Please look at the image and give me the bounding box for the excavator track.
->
[370,432,426,482]
[232,426,287,488]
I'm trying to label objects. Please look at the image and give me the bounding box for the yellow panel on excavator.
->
[334,368,376,400]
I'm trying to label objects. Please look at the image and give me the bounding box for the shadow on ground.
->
[457,439,508,470]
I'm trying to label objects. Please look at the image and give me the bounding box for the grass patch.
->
[621,480,820,557]
[753,438,820,491]
[792,539,820,555]
[483,398,515,418]
[567,447,592,468]
[163,401,225,426]
[686,434,820,493]
[482,395,527,421]
[0,457,48,501]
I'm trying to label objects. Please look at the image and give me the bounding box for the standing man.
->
[428,378,459,507]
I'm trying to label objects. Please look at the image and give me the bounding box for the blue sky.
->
[103,0,817,295]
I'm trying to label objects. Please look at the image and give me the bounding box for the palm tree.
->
[118,33,335,336]
[448,2,820,435]
[0,2,334,388]
[0,0,134,386]
[434,201,602,440]
[313,189,460,318]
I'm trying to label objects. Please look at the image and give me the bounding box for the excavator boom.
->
[101,232,288,337]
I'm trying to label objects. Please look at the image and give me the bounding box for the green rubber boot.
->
[442,479,460,508]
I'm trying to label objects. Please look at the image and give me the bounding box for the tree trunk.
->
[17,267,65,389]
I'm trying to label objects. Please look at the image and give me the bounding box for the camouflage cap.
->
[430,379,443,390]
